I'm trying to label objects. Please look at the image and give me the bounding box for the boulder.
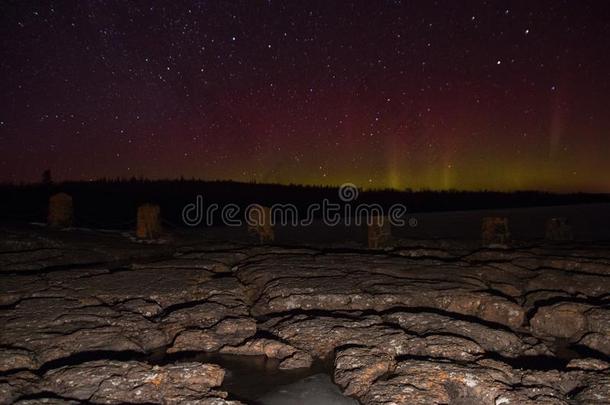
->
[247,205,274,243]
[545,217,573,241]
[48,193,73,228]
[482,217,510,246]
[137,203,162,239]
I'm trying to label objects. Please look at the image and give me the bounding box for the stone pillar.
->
[48,193,73,228]
[247,206,274,243]
[481,217,510,246]
[368,216,392,249]
[137,204,162,239]
[545,217,573,241]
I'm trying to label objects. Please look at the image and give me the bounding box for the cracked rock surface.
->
[1,225,609,404]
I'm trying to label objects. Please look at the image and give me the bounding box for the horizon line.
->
[1,177,609,196]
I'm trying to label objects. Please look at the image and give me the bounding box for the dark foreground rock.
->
[1,360,241,404]
[0,226,609,404]
[334,351,610,405]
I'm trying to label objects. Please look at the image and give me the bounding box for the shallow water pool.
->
[163,352,357,404]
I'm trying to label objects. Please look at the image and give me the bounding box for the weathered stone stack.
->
[136,204,162,239]
[47,193,73,228]
[247,206,274,243]
[545,217,573,241]
[481,217,510,246]
[368,216,392,249]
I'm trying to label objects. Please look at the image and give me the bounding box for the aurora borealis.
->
[1,1,609,192]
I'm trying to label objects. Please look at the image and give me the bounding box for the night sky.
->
[1,1,609,191]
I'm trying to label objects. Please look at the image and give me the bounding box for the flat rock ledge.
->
[1,226,609,404]
[2,361,240,404]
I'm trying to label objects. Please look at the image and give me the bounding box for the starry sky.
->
[1,1,609,192]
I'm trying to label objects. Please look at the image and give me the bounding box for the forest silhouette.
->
[1,177,608,229]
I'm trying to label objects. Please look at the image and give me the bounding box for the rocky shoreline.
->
[1,226,609,404]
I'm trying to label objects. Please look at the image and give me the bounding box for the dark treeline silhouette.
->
[0,178,608,229]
